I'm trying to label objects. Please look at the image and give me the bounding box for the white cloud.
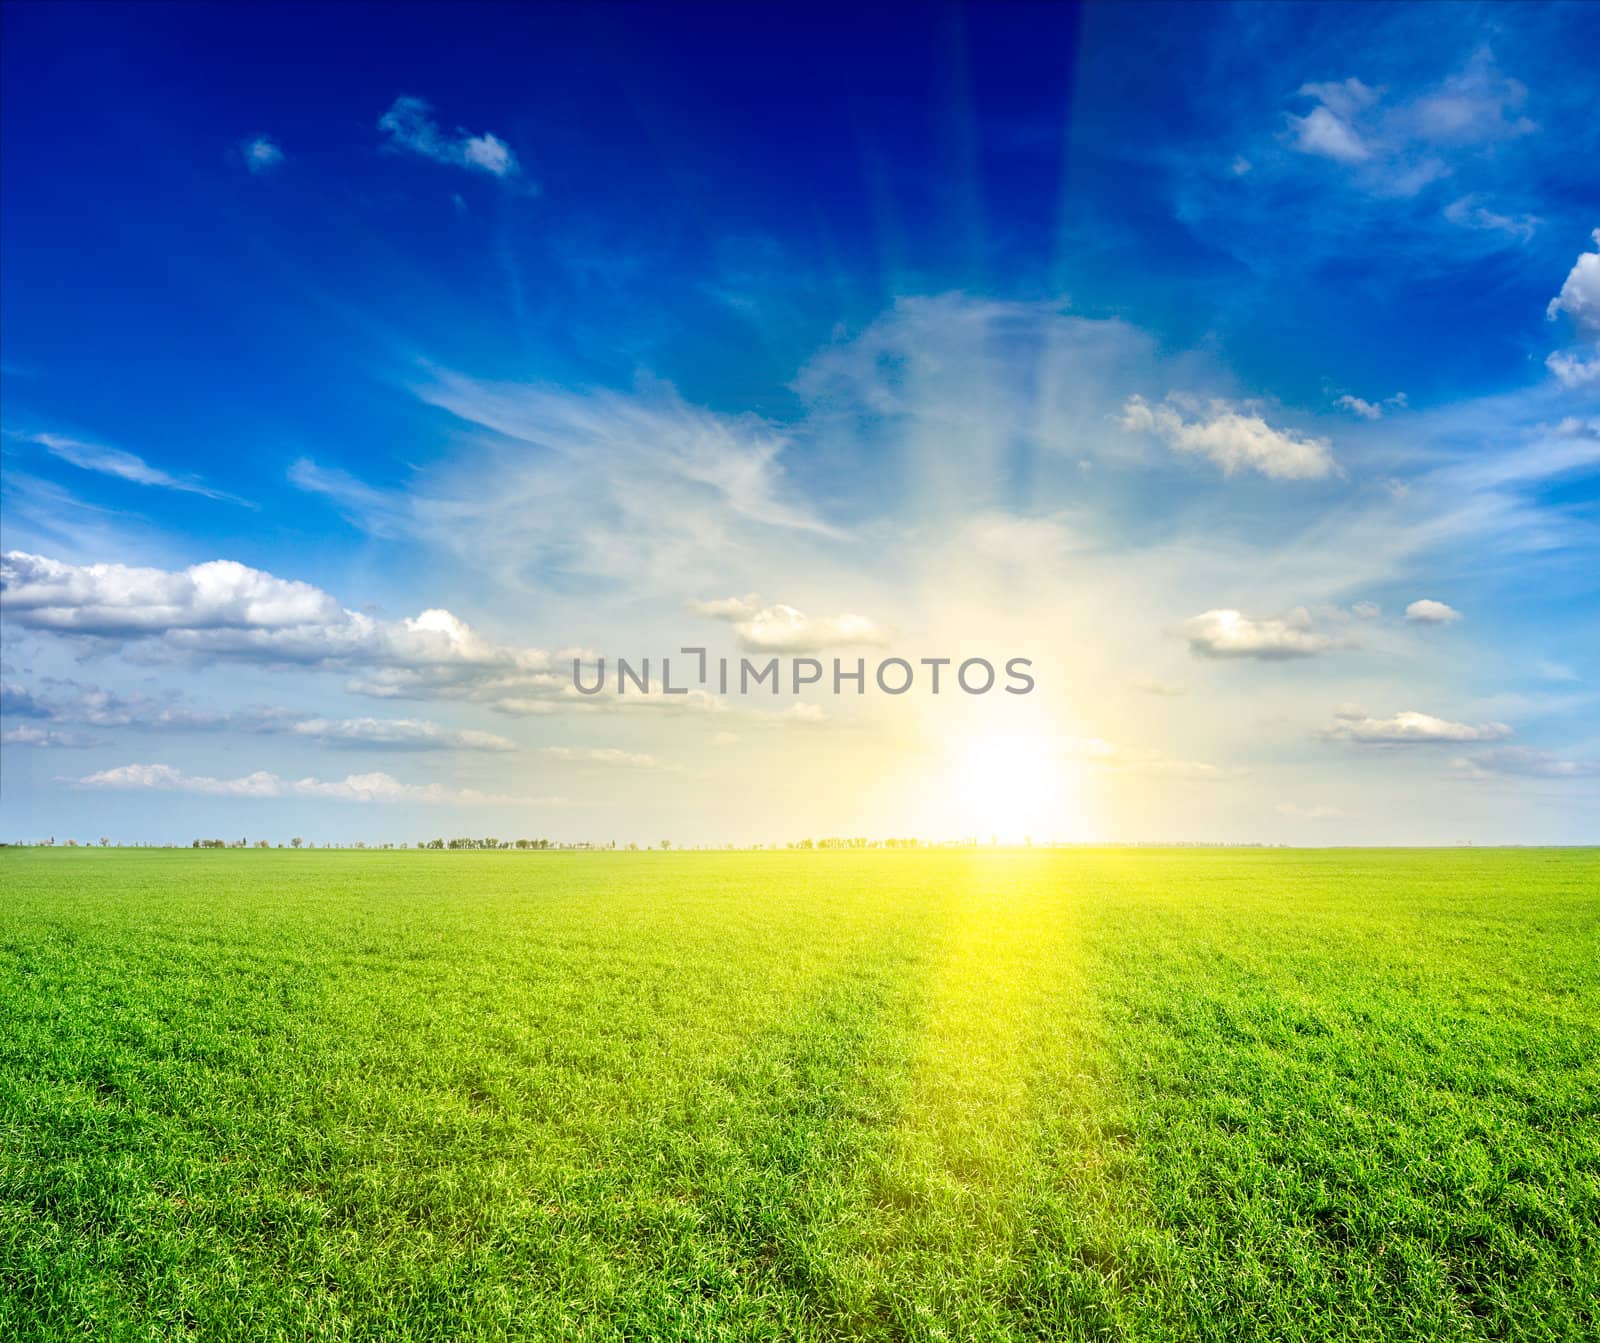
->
[691,595,886,653]
[1119,395,1337,480]
[1323,708,1512,745]
[2,550,540,665]
[1334,392,1407,420]
[735,605,885,653]
[290,371,844,598]
[1544,230,1600,388]
[1404,598,1461,625]
[377,96,522,179]
[0,678,517,750]
[0,551,596,716]
[1336,394,1383,420]
[17,432,250,505]
[687,594,763,621]
[1298,78,1379,124]
[1280,53,1534,207]
[1,724,95,748]
[1291,101,1371,164]
[1442,196,1538,242]
[542,746,662,769]
[1452,747,1600,780]
[1546,350,1600,387]
[241,136,284,174]
[1351,601,1382,619]
[1408,53,1535,144]
[1547,230,1600,334]
[68,762,549,805]
[290,718,516,752]
[1180,608,1338,660]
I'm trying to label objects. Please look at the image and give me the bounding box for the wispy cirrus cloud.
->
[1452,746,1600,780]
[1066,737,1245,782]
[290,717,516,752]
[12,431,253,506]
[1286,51,1536,198]
[66,762,554,805]
[2,723,99,748]
[1323,708,1512,745]
[2,678,516,751]
[542,745,664,769]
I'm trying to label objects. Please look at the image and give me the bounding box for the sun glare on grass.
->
[946,732,1072,844]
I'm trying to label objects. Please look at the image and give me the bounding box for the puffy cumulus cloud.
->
[240,136,284,174]
[1546,350,1600,388]
[71,763,285,797]
[1336,394,1383,420]
[1405,598,1462,624]
[1452,747,1600,780]
[68,762,551,805]
[1323,708,1512,745]
[1179,608,1339,660]
[1290,80,1377,163]
[0,551,562,695]
[378,96,522,179]
[734,606,885,654]
[1119,396,1337,480]
[1546,230,1600,386]
[1334,392,1407,421]
[691,594,886,653]
[2,551,345,638]
[1351,601,1382,619]
[290,718,516,752]
[16,431,250,505]
[1547,231,1600,328]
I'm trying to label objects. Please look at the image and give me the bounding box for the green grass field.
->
[2,847,1596,1341]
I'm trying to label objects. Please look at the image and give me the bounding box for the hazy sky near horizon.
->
[2,1,1597,845]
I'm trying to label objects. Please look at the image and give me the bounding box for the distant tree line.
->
[787,837,925,849]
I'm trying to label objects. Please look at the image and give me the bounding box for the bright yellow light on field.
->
[946,732,1070,844]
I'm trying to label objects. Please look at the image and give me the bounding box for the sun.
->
[945,732,1073,844]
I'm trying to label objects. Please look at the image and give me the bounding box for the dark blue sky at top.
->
[2,1,1596,573]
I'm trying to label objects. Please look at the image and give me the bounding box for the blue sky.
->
[2,1,1597,845]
